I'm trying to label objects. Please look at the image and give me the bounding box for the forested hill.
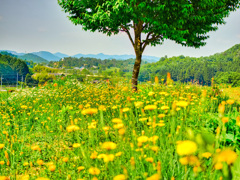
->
[139,44,240,86]
[0,54,29,78]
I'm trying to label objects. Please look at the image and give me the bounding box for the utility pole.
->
[1,75,2,91]
[16,73,18,89]
[21,75,23,89]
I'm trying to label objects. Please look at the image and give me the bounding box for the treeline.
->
[48,57,147,73]
[0,54,29,75]
[139,44,240,86]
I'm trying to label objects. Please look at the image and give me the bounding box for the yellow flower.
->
[48,165,56,172]
[202,152,212,159]
[221,117,229,123]
[122,87,128,91]
[73,143,81,148]
[176,101,188,107]
[146,173,160,180]
[115,152,122,157]
[0,144,4,149]
[102,142,117,150]
[98,105,106,111]
[23,162,29,166]
[122,108,130,112]
[137,136,148,143]
[0,177,10,180]
[216,149,238,165]
[158,114,165,118]
[144,105,157,110]
[151,146,159,152]
[179,156,200,166]
[62,157,69,162]
[20,175,29,180]
[179,157,188,165]
[103,154,115,162]
[176,140,197,156]
[148,92,155,96]
[112,118,122,123]
[134,101,144,108]
[66,125,80,132]
[146,157,154,163]
[37,159,44,165]
[226,99,234,105]
[31,145,41,151]
[214,162,223,170]
[77,166,85,172]
[90,151,98,159]
[118,128,125,135]
[81,108,98,115]
[113,174,126,180]
[160,105,169,110]
[36,178,50,180]
[0,161,4,165]
[148,136,159,142]
[88,167,100,175]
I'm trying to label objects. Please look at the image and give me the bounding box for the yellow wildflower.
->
[146,173,160,180]
[176,140,197,156]
[81,108,98,115]
[66,125,80,132]
[226,99,234,105]
[88,167,100,175]
[72,143,81,148]
[77,166,85,172]
[176,101,188,107]
[0,144,4,149]
[113,174,126,180]
[137,136,148,143]
[102,142,117,150]
[215,149,238,165]
[202,152,212,159]
[144,105,157,110]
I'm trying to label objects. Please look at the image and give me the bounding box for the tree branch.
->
[142,34,163,52]
[120,25,134,47]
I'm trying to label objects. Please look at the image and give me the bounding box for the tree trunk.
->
[132,45,142,91]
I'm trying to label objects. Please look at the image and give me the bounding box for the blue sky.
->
[0,0,239,58]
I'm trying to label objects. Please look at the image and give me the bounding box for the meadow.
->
[0,77,240,180]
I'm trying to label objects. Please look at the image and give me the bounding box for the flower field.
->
[0,78,240,180]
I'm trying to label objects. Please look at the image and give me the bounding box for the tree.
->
[58,0,240,91]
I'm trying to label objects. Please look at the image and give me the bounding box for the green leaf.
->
[232,154,240,180]
[226,133,235,142]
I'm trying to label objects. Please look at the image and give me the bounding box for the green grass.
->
[0,79,239,180]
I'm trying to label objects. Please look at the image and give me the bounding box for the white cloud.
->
[237,34,240,39]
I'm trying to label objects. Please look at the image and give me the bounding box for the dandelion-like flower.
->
[176,140,197,156]
[102,142,117,150]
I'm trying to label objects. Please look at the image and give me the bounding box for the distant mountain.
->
[18,53,49,63]
[73,53,159,62]
[54,52,69,59]
[1,50,160,63]
[0,50,25,56]
[32,51,61,61]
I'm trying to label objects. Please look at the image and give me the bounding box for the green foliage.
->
[32,73,56,84]
[139,44,240,86]
[0,54,30,85]
[215,72,240,87]
[59,0,239,48]
[33,65,59,73]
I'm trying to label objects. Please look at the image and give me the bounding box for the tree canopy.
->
[58,0,240,90]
